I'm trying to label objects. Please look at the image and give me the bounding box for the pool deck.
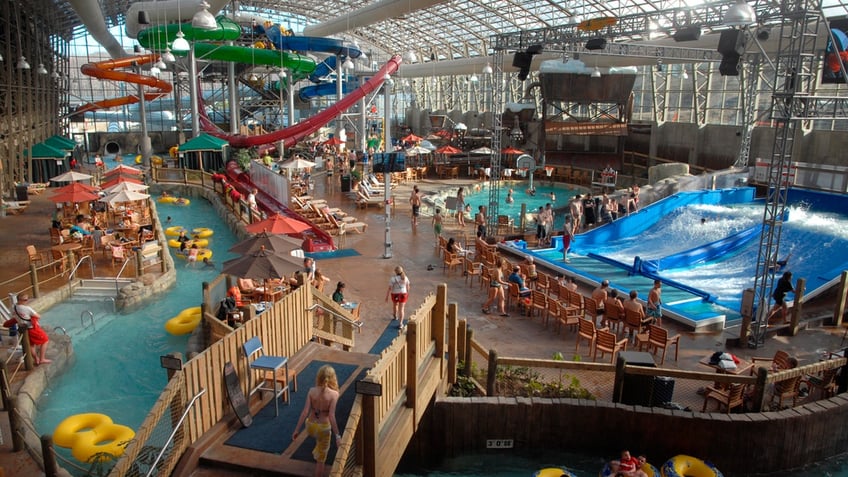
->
[1,171,846,476]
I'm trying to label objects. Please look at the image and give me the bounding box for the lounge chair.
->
[325,210,367,233]
[359,182,384,197]
[2,201,30,215]
[356,190,384,208]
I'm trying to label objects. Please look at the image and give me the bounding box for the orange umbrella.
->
[53,182,99,194]
[101,176,143,189]
[104,164,142,177]
[245,214,312,235]
[323,137,344,146]
[501,146,525,155]
[401,133,423,143]
[435,145,462,155]
[49,183,99,203]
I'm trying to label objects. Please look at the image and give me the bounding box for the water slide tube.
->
[198,55,402,148]
[73,54,173,115]
[298,82,356,101]
[636,224,763,274]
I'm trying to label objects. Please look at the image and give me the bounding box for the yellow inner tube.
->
[535,468,574,477]
[151,155,163,166]
[53,413,112,448]
[158,196,177,203]
[192,227,214,238]
[662,455,721,477]
[165,226,185,236]
[169,145,179,158]
[175,248,212,261]
[71,423,135,463]
[168,238,208,248]
[178,306,202,317]
[174,198,191,206]
[165,311,202,335]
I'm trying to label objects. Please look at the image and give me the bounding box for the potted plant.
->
[350,169,363,190]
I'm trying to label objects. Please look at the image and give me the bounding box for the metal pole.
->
[137,63,152,169]
[383,79,393,259]
[189,44,200,136]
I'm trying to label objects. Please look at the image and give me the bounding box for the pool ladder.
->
[81,310,95,330]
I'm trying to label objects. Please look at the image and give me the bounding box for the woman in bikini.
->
[482,258,509,317]
[292,365,342,477]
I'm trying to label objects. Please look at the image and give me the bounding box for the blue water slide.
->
[586,252,714,301]
[637,224,763,273]
[263,24,362,59]
[299,82,357,101]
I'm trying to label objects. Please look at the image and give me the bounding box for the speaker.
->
[673,26,701,42]
[512,52,532,69]
[584,38,607,50]
[719,55,742,76]
[718,29,748,57]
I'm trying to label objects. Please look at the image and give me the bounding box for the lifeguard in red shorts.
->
[386,266,411,329]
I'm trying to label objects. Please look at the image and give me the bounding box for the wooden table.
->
[699,356,754,376]
[51,242,82,270]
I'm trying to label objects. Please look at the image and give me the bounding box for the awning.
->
[25,142,67,158]
[44,135,77,151]
[178,133,229,152]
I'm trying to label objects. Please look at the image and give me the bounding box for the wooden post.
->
[0,362,10,410]
[486,349,498,396]
[789,278,805,336]
[41,435,58,477]
[434,285,447,374]
[750,367,769,412]
[457,319,467,367]
[462,326,473,378]
[612,353,627,403]
[134,251,143,277]
[7,396,23,451]
[362,394,377,477]
[447,305,458,385]
[29,263,40,298]
[739,313,752,346]
[20,329,34,371]
[833,271,848,326]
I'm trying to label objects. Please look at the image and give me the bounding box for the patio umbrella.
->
[101,176,143,189]
[99,189,151,207]
[104,164,142,176]
[245,214,312,235]
[501,146,525,155]
[323,137,344,146]
[279,157,317,169]
[102,181,149,195]
[49,183,99,203]
[50,170,93,182]
[419,140,437,151]
[222,247,303,283]
[435,145,462,155]
[470,146,493,155]
[53,182,99,194]
[401,133,423,143]
[228,231,302,256]
[406,146,432,155]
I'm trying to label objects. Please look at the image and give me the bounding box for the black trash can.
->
[652,376,675,407]
[15,184,28,202]
[340,174,352,193]
[618,351,657,407]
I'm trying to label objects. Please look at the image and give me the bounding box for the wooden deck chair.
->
[575,318,606,356]
[528,289,548,322]
[751,350,793,374]
[110,244,128,267]
[645,325,680,364]
[463,257,482,287]
[442,251,462,276]
[702,383,746,413]
[771,375,802,409]
[602,298,624,334]
[26,245,47,268]
[802,368,839,400]
[593,329,628,363]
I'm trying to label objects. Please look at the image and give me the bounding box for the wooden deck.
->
[175,343,377,477]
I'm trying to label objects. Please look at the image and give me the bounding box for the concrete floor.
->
[1,170,846,475]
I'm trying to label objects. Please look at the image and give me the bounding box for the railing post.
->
[462,326,473,378]
[29,263,40,298]
[789,278,805,336]
[406,322,418,413]
[751,367,769,412]
[486,349,498,396]
[41,434,58,477]
[456,319,467,366]
[8,396,23,451]
[362,394,377,477]
[612,354,628,403]
[447,306,458,385]
[135,251,143,278]
[20,329,34,371]
[833,271,848,326]
[434,285,447,372]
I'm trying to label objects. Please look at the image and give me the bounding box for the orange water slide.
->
[74,54,173,115]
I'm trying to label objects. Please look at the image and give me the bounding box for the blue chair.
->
[242,336,290,417]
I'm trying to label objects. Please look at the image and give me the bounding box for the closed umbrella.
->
[50,170,93,183]
[229,231,303,256]
[245,214,312,235]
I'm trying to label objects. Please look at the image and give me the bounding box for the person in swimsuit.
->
[646,279,662,326]
[432,208,444,246]
[386,266,411,328]
[768,271,794,324]
[13,294,51,365]
[409,186,421,227]
[455,187,466,226]
[475,205,487,238]
[292,365,341,477]
[482,258,509,317]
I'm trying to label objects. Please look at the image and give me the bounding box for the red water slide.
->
[198,55,402,148]
[74,54,173,114]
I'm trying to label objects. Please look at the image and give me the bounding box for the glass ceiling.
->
[46,0,848,62]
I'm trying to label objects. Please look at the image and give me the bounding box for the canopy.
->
[26,142,67,159]
[178,133,229,152]
[470,147,493,155]
[245,214,311,235]
[100,190,151,206]
[102,181,149,195]
[222,247,303,281]
[44,135,77,151]
[279,158,317,169]
[323,137,344,146]
[406,146,432,155]
[228,231,302,256]
[53,182,98,194]
[435,145,462,155]
[104,164,142,176]
[50,170,93,182]
[501,147,526,155]
[101,176,143,189]
[401,133,423,143]
[50,183,99,203]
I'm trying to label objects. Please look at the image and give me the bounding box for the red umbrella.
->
[245,214,312,235]
[401,133,423,143]
[501,146,525,155]
[53,182,99,194]
[323,137,344,146]
[435,145,462,155]
[104,164,142,177]
[101,176,143,189]
[49,183,99,203]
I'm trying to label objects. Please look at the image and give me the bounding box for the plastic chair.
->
[702,383,746,413]
[242,336,291,416]
[463,256,482,287]
[442,251,462,276]
[645,324,681,365]
[593,329,628,363]
[575,318,606,356]
[26,245,46,267]
[602,298,624,334]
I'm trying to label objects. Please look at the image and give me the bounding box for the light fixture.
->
[150,65,161,75]
[155,59,167,70]
[248,73,259,82]
[359,51,368,63]
[343,57,354,69]
[161,48,176,63]
[192,1,218,30]
[469,73,479,83]
[17,56,30,70]
[724,2,757,27]
[172,31,190,53]
[403,50,417,63]
[0,53,4,62]
[50,70,60,79]
[510,114,523,142]
[656,60,664,72]
[279,68,287,78]
[482,62,493,74]
[36,63,48,75]
[682,67,689,79]
[591,67,601,78]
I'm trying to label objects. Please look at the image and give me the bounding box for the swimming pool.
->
[507,188,848,328]
[35,194,240,470]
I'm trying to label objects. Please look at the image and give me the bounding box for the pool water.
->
[35,194,240,467]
